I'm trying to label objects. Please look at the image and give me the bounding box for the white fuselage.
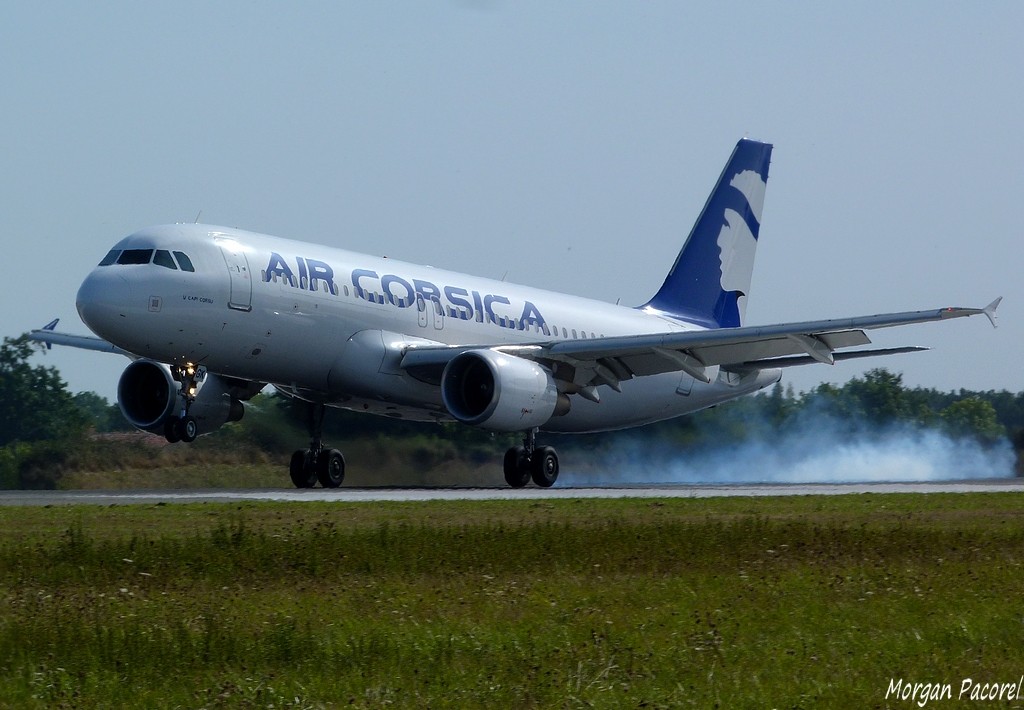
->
[76,224,779,433]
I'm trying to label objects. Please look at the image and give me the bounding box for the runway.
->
[1,479,1022,506]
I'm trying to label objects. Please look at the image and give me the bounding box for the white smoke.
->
[558,417,1016,486]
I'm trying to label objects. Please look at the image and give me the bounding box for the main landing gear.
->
[503,429,559,488]
[289,403,346,489]
[163,364,202,444]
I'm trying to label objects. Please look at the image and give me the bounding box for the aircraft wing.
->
[401,299,1001,392]
[27,319,134,357]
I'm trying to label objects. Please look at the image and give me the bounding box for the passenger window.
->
[173,252,195,272]
[117,249,154,265]
[98,249,120,266]
[572,329,577,339]
[153,250,177,270]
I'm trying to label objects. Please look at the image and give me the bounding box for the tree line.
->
[1,334,1021,488]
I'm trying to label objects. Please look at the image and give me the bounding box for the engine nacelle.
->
[117,360,244,436]
[441,350,566,431]
[117,360,177,432]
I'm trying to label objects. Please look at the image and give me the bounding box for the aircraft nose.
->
[76,268,134,340]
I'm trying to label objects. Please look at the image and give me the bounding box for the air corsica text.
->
[264,253,547,331]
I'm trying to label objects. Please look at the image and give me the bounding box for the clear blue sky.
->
[2,2,1020,402]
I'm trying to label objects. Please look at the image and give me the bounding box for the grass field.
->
[1,493,1023,708]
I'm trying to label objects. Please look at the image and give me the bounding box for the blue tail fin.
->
[641,139,772,328]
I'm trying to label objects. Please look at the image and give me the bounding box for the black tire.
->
[289,450,316,488]
[164,416,181,444]
[503,446,531,488]
[317,449,345,488]
[530,446,559,488]
[177,415,198,443]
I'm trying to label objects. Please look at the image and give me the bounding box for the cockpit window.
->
[98,249,121,266]
[117,249,154,265]
[153,250,177,270]
[173,251,195,272]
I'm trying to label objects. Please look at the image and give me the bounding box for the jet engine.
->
[117,360,245,437]
[440,350,568,431]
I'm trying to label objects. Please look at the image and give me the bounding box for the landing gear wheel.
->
[316,449,345,488]
[530,446,559,488]
[177,415,198,443]
[289,450,317,488]
[503,446,531,488]
[287,403,347,489]
[164,416,182,444]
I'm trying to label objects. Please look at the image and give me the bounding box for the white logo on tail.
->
[717,170,767,323]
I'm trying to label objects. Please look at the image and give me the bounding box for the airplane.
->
[30,138,1001,489]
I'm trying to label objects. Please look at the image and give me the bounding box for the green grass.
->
[1,494,1023,707]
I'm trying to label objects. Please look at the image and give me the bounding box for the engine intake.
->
[117,360,177,430]
[441,350,566,431]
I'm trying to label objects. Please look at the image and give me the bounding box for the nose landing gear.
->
[163,364,203,443]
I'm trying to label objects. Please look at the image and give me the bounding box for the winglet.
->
[939,299,1002,328]
[983,296,1002,328]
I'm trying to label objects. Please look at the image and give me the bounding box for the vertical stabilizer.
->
[641,139,772,328]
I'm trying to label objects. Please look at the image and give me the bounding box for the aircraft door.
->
[217,241,253,312]
[431,296,444,330]
[416,295,428,328]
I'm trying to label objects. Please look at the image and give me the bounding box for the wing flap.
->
[728,346,929,372]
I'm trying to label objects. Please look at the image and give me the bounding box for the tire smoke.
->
[559,417,1016,486]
